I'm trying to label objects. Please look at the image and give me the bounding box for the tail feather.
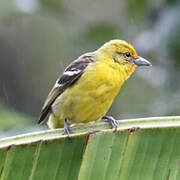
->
[38,107,50,124]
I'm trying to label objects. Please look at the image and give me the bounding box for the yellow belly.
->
[48,62,125,129]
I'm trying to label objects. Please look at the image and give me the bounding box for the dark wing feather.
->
[38,52,94,124]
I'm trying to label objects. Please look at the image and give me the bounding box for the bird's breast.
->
[52,61,123,124]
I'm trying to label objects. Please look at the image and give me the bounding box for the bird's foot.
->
[102,116,119,132]
[63,120,72,140]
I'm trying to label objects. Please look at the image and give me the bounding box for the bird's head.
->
[98,39,151,68]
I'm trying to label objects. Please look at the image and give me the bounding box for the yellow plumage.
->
[39,40,151,131]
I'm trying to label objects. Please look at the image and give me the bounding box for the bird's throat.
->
[118,64,136,83]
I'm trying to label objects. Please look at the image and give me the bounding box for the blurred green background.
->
[0,0,179,137]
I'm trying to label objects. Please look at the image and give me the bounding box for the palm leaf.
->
[0,116,180,180]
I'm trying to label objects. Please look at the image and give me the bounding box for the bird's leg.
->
[63,119,72,139]
[102,115,119,131]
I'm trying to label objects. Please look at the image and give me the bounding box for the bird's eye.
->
[125,52,131,57]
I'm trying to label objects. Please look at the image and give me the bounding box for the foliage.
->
[0,116,180,179]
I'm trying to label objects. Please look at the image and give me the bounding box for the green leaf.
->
[0,116,180,180]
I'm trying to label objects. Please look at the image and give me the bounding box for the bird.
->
[38,39,151,136]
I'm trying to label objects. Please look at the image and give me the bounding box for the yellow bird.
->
[38,39,151,136]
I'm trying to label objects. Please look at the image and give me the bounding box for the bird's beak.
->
[133,56,152,66]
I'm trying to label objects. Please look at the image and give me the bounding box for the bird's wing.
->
[38,52,95,124]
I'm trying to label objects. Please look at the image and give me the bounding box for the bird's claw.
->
[63,120,72,141]
[102,116,119,131]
